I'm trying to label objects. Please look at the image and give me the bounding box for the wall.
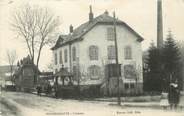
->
[79,24,143,84]
[53,23,143,94]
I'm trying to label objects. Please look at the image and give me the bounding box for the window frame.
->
[89,45,99,60]
[107,27,114,41]
[107,45,116,60]
[130,83,135,89]
[124,83,129,89]
[124,46,132,60]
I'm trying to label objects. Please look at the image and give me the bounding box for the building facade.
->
[51,7,144,95]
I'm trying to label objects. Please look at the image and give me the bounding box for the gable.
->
[51,13,144,50]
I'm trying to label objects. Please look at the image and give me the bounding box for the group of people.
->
[160,81,184,109]
[36,83,52,96]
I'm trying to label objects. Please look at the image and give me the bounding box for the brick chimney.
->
[89,5,93,22]
[104,10,109,15]
[69,24,73,33]
[157,0,163,49]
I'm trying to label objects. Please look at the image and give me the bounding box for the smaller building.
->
[14,55,40,92]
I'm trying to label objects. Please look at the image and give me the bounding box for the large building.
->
[51,6,144,95]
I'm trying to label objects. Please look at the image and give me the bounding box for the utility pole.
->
[76,57,81,98]
[113,11,121,105]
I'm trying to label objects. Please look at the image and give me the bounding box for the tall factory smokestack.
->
[157,0,163,49]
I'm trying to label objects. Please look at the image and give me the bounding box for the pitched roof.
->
[51,12,144,50]
[55,67,72,77]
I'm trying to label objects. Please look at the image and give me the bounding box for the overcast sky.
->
[0,0,184,70]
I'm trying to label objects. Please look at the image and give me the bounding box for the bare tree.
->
[6,50,17,84]
[11,4,60,68]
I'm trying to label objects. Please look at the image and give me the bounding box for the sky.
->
[0,0,184,70]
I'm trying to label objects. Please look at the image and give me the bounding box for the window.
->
[64,49,67,63]
[124,83,134,89]
[124,65,136,79]
[130,83,135,89]
[125,46,132,59]
[107,27,114,40]
[55,53,57,65]
[72,47,76,61]
[107,45,115,60]
[88,65,101,79]
[59,51,62,64]
[124,83,129,89]
[89,45,98,60]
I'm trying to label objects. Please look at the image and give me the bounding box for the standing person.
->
[54,82,58,98]
[168,83,175,109]
[173,82,180,109]
[36,84,42,96]
[168,81,180,109]
[160,92,169,109]
[46,83,52,95]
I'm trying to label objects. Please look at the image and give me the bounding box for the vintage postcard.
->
[0,0,184,116]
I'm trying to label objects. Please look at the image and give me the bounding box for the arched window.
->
[72,47,76,61]
[88,65,101,79]
[125,46,132,59]
[107,45,115,60]
[89,45,98,60]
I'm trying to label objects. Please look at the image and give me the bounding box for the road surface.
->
[0,91,183,116]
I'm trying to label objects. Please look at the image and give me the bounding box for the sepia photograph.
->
[0,0,184,116]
